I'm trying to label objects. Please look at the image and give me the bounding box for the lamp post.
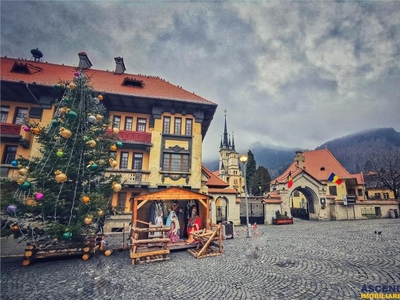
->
[239,154,251,238]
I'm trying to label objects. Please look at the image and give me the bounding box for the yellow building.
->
[0,52,217,232]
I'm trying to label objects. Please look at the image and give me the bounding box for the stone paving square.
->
[1,218,399,300]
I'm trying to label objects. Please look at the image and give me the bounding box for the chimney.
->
[78,52,92,69]
[294,151,305,170]
[114,57,126,74]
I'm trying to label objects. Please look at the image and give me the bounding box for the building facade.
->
[0,52,217,232]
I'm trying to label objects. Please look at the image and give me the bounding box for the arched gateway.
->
[270,171,328,220]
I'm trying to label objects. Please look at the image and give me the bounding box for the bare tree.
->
[366,149,400,199]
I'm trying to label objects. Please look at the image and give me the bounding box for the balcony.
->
[0,123,21,136]
[0,123,30,148]
[105,169,150,187]
[106,130,152,145]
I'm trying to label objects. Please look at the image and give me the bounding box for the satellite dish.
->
[31,48,43,61]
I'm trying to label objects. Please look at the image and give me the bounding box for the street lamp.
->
[239,154,251,238]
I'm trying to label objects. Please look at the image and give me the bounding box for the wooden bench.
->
[130,226,171,265]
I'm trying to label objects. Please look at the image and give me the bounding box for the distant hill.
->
[315,127,400,173]
[203,128,400,178]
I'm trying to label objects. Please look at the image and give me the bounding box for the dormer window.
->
[122,77,144,88]
[320,167,325,171]
[11,62,30,74]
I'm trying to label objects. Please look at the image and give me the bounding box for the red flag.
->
[287,171,293,188]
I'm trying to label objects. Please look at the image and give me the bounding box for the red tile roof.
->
[273,149,364,184]
[1,57,216,105]
[201,165,229,188]
[208,188,237,194]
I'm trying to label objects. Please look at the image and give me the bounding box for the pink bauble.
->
[74,71,80,76]
[35,192,44,200]
[23,126,30,132]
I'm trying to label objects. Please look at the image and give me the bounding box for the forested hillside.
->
[204,128,400,178]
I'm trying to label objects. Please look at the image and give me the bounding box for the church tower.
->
[218,112,243,193]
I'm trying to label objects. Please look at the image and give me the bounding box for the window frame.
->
[162,153,189,172]
[136,118,147,132]
[124,117,133,131]
[0,106,9,123]
[14,107,28,125]
[174,117,182,135]
[120,152,129,169]
[163,117,171,134]
[185,118,193,136]
[132,153,143,170]
[329,186,337,196]
[3,145,17,164]
[113,116,121,129]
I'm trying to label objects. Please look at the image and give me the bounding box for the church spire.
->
[232,132,235,151]
[222,110,229,149]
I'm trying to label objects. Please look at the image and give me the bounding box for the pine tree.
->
[3,70,121,246]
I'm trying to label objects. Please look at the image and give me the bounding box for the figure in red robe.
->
[186,207,201,243]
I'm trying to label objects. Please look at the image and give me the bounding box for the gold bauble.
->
[18,167,29,176]
[59,127,72,139]
[98,94,103,101]
[95,114,103,121]
[58,107,67,115]
[86,139,97,148]
[112,182,122,192]
[26,197,36,206]
[112,128,120,134]
[69,82,77,90]
[110,144,117,151]
[97,209,104,217]
[109,158,118,168]
[54,170,67,183]
[83,216,93,225]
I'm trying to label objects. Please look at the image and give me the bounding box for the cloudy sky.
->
[1,1,399,163]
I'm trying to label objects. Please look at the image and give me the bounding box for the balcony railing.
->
[106,130,151,144]
[0,123,22,136]
[105,169,150,186]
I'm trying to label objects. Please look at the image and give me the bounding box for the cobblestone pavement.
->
[1,219,399,300]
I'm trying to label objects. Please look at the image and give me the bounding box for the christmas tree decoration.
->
[110,144,117,151]
[35,192,44,200]
[1,72,121,248]
[30,127,41,135]
[62,231,72,240]
[109,158,118,168]
[112,128,119,134]
[84,215,93,225]
[26,197,36,206]
[7,204,17,213]
[23,125,30,132]
[11,224,19,231]
[51,119,60,127]
[86,139,97,148]
[82,195,91,204]
[87,114,96,123]
[116,141,123,148]
[59,127,72,138]
[19,181,32,191]
[98,94,103,101]
[112,182,122,192]
[18,167,29,176]
[93,97,100,104]
[66,110,77,119]
[69,82,77,90]
[54,170,67,183]
[56,149,64,157]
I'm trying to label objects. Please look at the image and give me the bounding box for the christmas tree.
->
[2,70,121,247]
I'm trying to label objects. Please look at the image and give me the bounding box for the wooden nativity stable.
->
[130,187,223,265]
